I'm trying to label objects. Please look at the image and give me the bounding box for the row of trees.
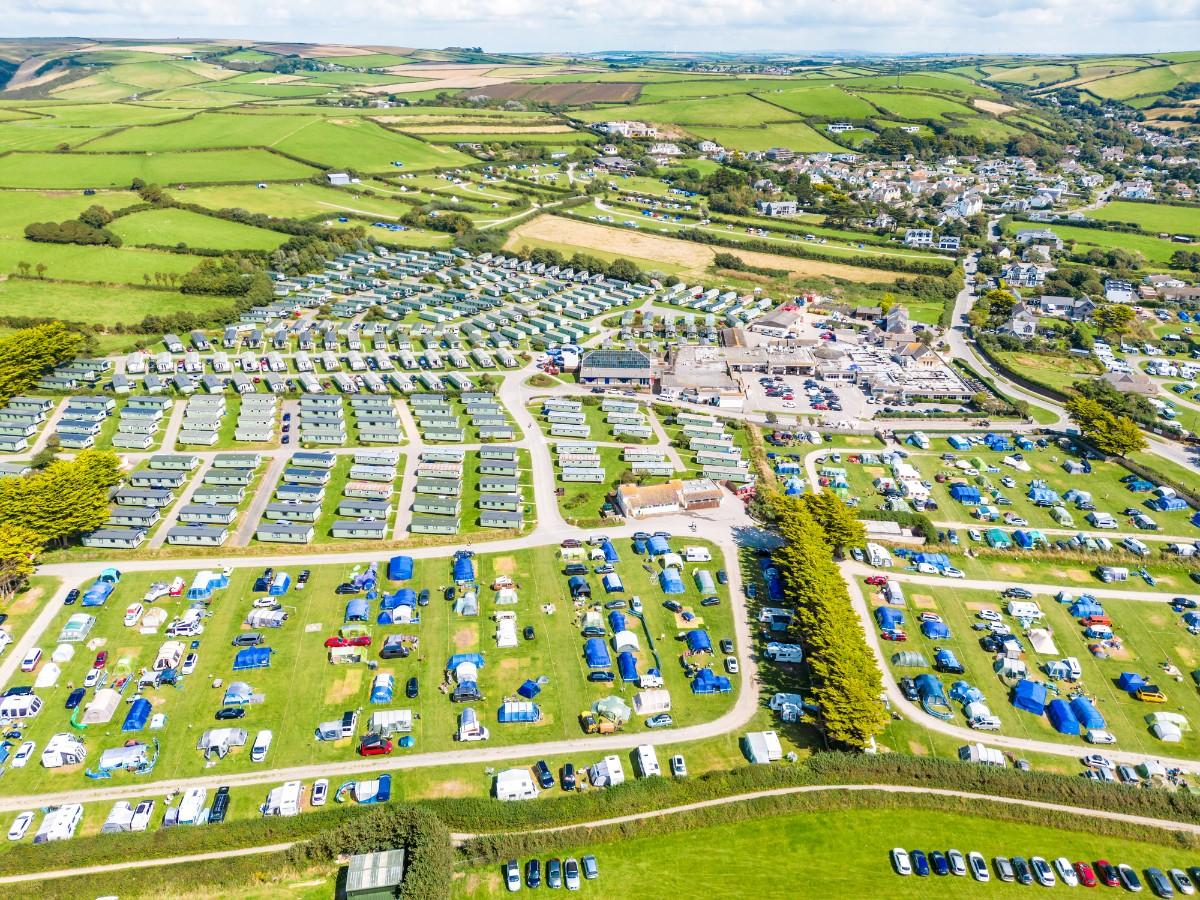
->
[763,491,889,749]
[0,323,85,406]
[1065,393,1148,457]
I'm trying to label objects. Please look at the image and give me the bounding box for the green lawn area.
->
[110,207,288,251]
[1001,218,1191,269]
[0,150,317,189]
[0,543,734,800]
[682,122,843,153]
[854,90,976,120]
[1089,200,1200,235]
[0,279,228,325]
[176,182,413,220]
[991,351,1101,392]
[754,85,879,118]
[454,806,1199,898]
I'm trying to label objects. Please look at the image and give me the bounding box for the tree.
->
[0,322,85,405]
[0,523,42,600]
[34,263,46,279]
[800,490,866,557]
[1092,303,1135,336]
[1066,395,1147,456]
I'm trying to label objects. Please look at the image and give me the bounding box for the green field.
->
[756,85,879,118]
[110,207,289,250]
[0,150,316,189]
[855,91,976,121]
[989,63,1078,86]
[454,805,1199,898]
[576,94,791,128]
[314,53,416,68]
[177,182,414,220]
[0,279,226,324]
[1089,201,1200,235]
[1002,219,1189,268]
[682,123,843,152]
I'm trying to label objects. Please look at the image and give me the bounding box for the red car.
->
[812,403,828,411]
[1074,862,1097,888]
[880,630,907,642]
[92,651,108,669]
[358,733,393,756]
[1094,860,1119,887]
[864,575,888,586]
[324,635,372,648]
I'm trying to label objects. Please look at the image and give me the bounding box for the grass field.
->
[174,182,414,220]
[989,64,1078,87]
[991,351,1101,392]
[0,150,316,189]
[1001,219,1191,269]
[1089,200,1200,235]
[453,806,1198,898]
[0,278,215,324]
[855,91,976,121]
[110,207,289,251]
[579,94,792,128]
[752,85,879,118]
[682,122,843,153]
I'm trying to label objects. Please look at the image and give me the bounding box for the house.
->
[936,235,961,252]
[1002,303,1039,338]
[480,510,523,529]
[999,262,1046,288]
[331,520,387,540]
[756,200,798,217]
[1037,295,1095,321]
[326,173,351,186]
[615,478,723,519]
[826,122,854,133]
[578,349,654,387]
[1015,228,1064,251]
[255,522,314,544]
[1102,370,1156,396]
[1104,279,1135,303]
[904,229,933,248]
[166,526,229,546]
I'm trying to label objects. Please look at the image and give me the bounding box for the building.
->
[826,122,854,133]
[326,172,351,186]
[578,349,654,388]
[593,120,656,138]
[615,478,723,519]
[755,199,798,217]
[1104,279,1135,303]
[904,228,933,247]
[344,849,406,900]
[1002,303,1038,338]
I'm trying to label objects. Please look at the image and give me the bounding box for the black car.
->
[523,625,536,641]
[417,589,430,607]
[406,676,419,699]
[297,570,311,586]
[64,687,86,710]
[380,639,409,660]
[663,600,683,614]
[719,639,734,654]
[215,707,245,720]
[716,570,728,585]
[561,763,576,790]
[700,596,721,608]
[209,786,230,824]
[534,760,554,789]
[563,563,588,576]
[253,577,269,592]
[0,614,7,627]
[443,586,455,602]
[1011,857,1033,886]
[587,671,615,683]
[1191,573,1200,586]
[899,677,919,701]
[335,583,359,595]
[1172,597,1199,610]
[526,859,541,889]
[64,589,80,605]
[1002,587,1033,600]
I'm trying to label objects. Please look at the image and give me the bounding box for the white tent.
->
[1028,628,1059,656]
[743,731,783,764]
[1152,722,1183,742]
[633,689,671,715]
[81,688,122,725]
[34,662,61,689]
[140,607,168,632]
[455,661,479,683]
[494,588,518,605]
[660,553,684,571]
[963,701,992,720]
[495,619,518,648]
[454,591,478,616]
[51,644,76,664]
[613,630,640,653]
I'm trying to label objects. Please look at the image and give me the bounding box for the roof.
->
[346,849,407,893]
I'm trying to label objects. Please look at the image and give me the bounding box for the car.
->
[215,707,245,720]
[994,856,1015,882]
[968,529,982,542]
[670,754,687,777]
[1085,729,1117,745]
[231,633,264,647]
[880,629,907,642]
[899,677,919,701]
[1172,597,1199,610]
[716,570,728,585]
[325,635,372,648]
[1003,587,1033,599]
[526,858,542,889]
[947,849,966,877]
[561,762,576,791]
[505,859,521,893]
[968,852,989,882]
[724,656,739,674]
[581,856,598,880]
[546,858,563,889]
[1012,857,1033,885]
[892,847,915,876]
[209,786,230,824]
[417,589,430,606]
[910,850,930,877]
[941,566,965,579]
[930,851,949,876]
[1147,867,1173,897]
[406,676,419,699]
[534,760,554,790]
[865,575,888,587]
[645,713,673,728]
[1096,860,1120,887]
[64,589,79,605]
[1052,857,1079,887]
[977,610,1001,623]
[18,648,40,673]
[586,671,615,683]
[64,687,86,710]
[719,638,735,654]
[359,733,393,756]
[1117,864,1144,893]
[1030,856,1056,887]
[92,651,107,670]
[564,857,580,890]
[523,625,536,641]
[663,600,683,614]
[7,811,33,841]
[1137,686,1168,703]
[180,652,198,676]
[83,668,101,688]
[296,570,310,589]
[1171,869,1196,896]
[700,596,721,608]
[335,583,359,595]
[10,741,33,768]
[1082,754,1114,769]
[311,779,329,807]
[1075,861,1098,887]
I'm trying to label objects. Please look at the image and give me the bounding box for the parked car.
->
[311,779,329,807]
[1117,864,1143,893]
[947,849,966,877]
[64,589,79,605]
[1095,860,1120,887]
[1031,857,1056,887]
[209,786,230,824]
[406,676,419,699]
[534,760,554,790]
[892,848,913,876]
[564,857,581,890]
[911,850,930,877]
[968,852,989,882]
[930,851,949,876]
[325,635,371,648]
[231,633,264,647]
[504,859,521,893]
[358,733,393,756]
[670,754,687,777]
[581,856,598,880]
[1011,857,1033,885]
[526,858,541,889]
[10,741,33,769]
[645,713,673,728]
[1170,869,1195,896]
[994,856,1015,882]
[7,811,33,841]
[587,671,615,683]
[1074,861,1098,887]
[215,707,245,721]
[181,652,198,675]
[547,859,562,889]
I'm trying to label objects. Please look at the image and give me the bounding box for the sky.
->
[8,0,1200,55]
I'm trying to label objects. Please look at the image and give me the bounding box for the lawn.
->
[273,119,474,172]
[682,122,842,153]
[1002,218,1191,269]
[1089,200,1200,236]
[0,541,735,798]
[855,90,976,121]
[0,150,316,189]
[110,208,288,251]
[991,351,1101,392]
[176,182,415,221]
[988,64,1078,87]
[577,95,794,128]
[454,806,1199,898]
[0,280,226,325]
[754,85,879,118]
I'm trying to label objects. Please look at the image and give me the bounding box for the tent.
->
[222,681,254,705]
[81,580,115,608]
[1127,479,1155,492]
[691,668,733,694]
[568,576,591,599]
[381,589,417,611]
[453,553,475,584]
[617,651,640,682]
[934,648,964,674]
[1069,598,1104,618]
[608,611,626,633]
[633,689,671,715]
[891,651,929,668]
[34,662,61,689]
[985,529,1012,549]
[600,539,619,563]
[497,701,541,724]
[1151,496,1188,512]
[661,552,684,571]
[1047,698,1081,735]
[593,695,631,724]
[1027,487,1059,506]
[694,570,716,593]
[948,435,971,450]
[232,647,272,671]
[614,630,640,653]
[1151,722,1183,742]
[949,681,983,705]
[517,679,541,700]
[985,433,1011,451]
[875,607,905,630]
[743,730,783,764]
[495,587,518,605]
[1028,628,1059,656]
[454,591,478,616]
[377,606,416,626]
[388,555,414,581]
[685,630,713,655]
[659,569,684,594]
[602,573,625,594]
[1013,530,1047,549]
[121,698,151,732]
[1070,696,1106,730]
[647,535,671,556]
[1012,679,1048,715]
[371,674,395,704]
[344,598,369,622]
[921,620,950,640]
[584,638,612,669]
[950,484,981,504]
[1117,672,1147,692]
[81,689,122,725]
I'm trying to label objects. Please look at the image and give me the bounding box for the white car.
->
[10,741,34,769]
[311,778,329,807]
[941,567,965,579]
[181,652,198,676]
[1085,729,1117,745]
[1082,753,1114,769]
[18,648,41,673]
[130,800,155,832]
[124,603,144,627]
[669,755,687,777]
[84,668,102,688]
[7,812,33,841]
[967,529,982,541]
[977,610,1001,623]
[1055,857,1079,887]
[967,851,990,882]
[252,597,279,608]
[724,656,739,674]
[891,848,913,875]
[781,401,796,409]
[916,562,939,575]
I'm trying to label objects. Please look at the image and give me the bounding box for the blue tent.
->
[1192,511,1200,528]
[763,569,783,602]
[1013,530,1040,549]
[1070,696,1106,730]
[584,638,611,668]
[1016,437,1034,450]
[875,607,905,629]
[949,681,983,705]
[497,701,541,723]
[948,435,971,451]
[686,629,713,654]
[1117,672,1147,692]
[950,484,981,503]
[934,648,963,672]
[81,580,114,608]
[381,588,416,611]
[1069,598,1104,618]
[694,570,716,593]
[1047,698,1081,735]
[921,620,951,640]
[1151,496,1188,512]
[913,552,949,568]
[345,598,369,622]
[371,674,394,704]
[985,433,1011,451]
[453,553,475,583]
[633,537,648,554]
[600,539,619,563]
[388,555,414,581]
[517,679,541,699]
[608,611,626,633]
[1012,679,1047,715]
[784,476,805,496]
[602,573,624,594]
[691,668,732,694]
[233,647,272,671]
[1027,487,1059,506]
[121,697,151,732]
[617,651,639,682]
[568,575,591,598]
[1127,479,1155,492]
[647,535,671,556]
[659,569,684,594]
[447,653,485,671]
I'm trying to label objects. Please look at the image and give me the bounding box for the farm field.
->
[174,182,414,221]
[0,279,219,325]
[855,91,976,120]
[752,85,879,118]
[988,63,1078,86]
[1001,219,1190,269]
[110,208,289,251]
[684,122,843,153]
[1089,200,1200,235]
[453,806,1198,898]
[0,150,316,189]
[0,542,735,797]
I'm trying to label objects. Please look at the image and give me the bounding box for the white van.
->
[251,729,273,763]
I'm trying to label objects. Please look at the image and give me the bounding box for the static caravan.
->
[255,522,314,544]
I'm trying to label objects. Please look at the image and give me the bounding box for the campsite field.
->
[0,280,223,325]
[453,805,1200,898]
[0,543,735,798]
